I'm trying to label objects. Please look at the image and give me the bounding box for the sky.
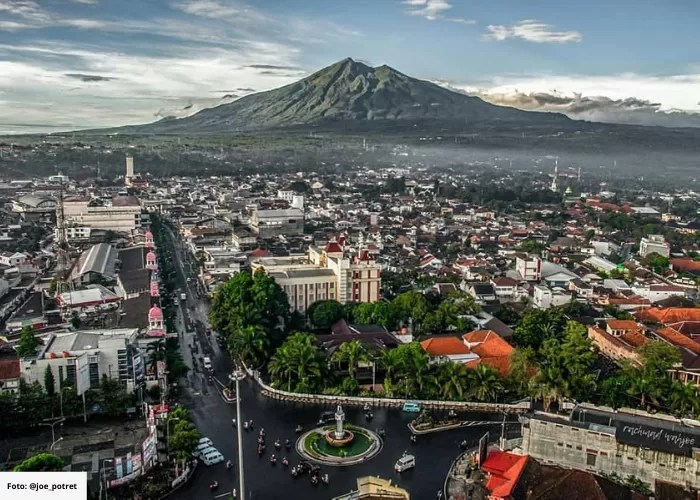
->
[0,0,699,133]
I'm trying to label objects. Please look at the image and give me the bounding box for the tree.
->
[331,340,371,379]
[308,300,345,329]
[168,406,192,423]
[390,292,431,330]
[643,252,670,274]
[70,311,81,330]
[437,363,470,401]
[507,347,537,395]
[513,308,566,350]
[229,325,269,367]
[14,453,64,472]
[44,366,56,398]
[667,381,700,417]
[170,420,201,457]
[269,332,327,393]
[637,341,681,378]
[16,326,39,357]
[467,364,504,402]
[520,239,543,255]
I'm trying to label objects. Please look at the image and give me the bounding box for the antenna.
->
[55,182,74,305]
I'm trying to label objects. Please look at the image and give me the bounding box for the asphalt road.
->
[164,227,521,500]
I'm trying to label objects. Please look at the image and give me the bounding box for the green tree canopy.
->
[169,420,201,457]
[14,453,64,472]
[228,325,270,367]
[269,332,327,393]
[331,339,371,379]
[17,326,39,357]
[513,308,566,350]
[308,300,345,329]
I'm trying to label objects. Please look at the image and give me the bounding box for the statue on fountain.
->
[324,404,354,447]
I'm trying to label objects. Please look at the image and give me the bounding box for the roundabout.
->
[296,405,383,466]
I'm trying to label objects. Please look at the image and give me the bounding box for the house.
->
[0,251,28,268]
[0,359,20,394]
[631,284,686,304]
[420,337,477,364]
[636,307,700,325]
[569,278,594,298]
[491,276,517,300]
[515,253,541,281]
[481,450,529,500]
[464,282,497,304]
[587,320,647,365]
[533,285,571,310]
[650,326,700,387]
[541,261,578,288]
[462,329,514,375]
[640,235,670,258]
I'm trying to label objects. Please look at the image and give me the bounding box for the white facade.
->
[515,254,542,281]
[63,196,142,233]
[533,285,571,309]
[640,234,670,258]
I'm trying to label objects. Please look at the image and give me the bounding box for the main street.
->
[164,226,520,499]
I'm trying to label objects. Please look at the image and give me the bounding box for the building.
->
[515,253,541,281]
[421,336,476,364]
[640,234,670,259]
[0,251,28,268]
[11,194,57,222]
[587,321,647,364]
[333,476,409,500]
[250,208,304,238]
[63,195,142,233]
[125,154,134,186]
[463,329,514,375]
[533,285,571,309]
[481,450,528,500]
[69,243,119,285]
[252,240,380,312]
[19,328,146,392]
[0,359,20,394]
[521,403,700,490]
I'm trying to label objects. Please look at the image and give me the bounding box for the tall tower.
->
[55,184,72,297]
[125,154,134,186]
[550,157,559,192]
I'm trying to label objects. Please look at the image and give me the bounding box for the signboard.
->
[75,353,91,396]
[142,434,157,469]
[157,361,167,379]
[132,353,145,382]
[615,421,698,457]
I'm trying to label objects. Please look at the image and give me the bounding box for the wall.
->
[521,416,700,489]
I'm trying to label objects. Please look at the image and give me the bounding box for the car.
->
[193,444,217,458]
[394,453,416,472]
[198,437,213,447]
[402,401,421,413]
[201,450,224,466]
[203,357,212,370]
[318,411,335,425]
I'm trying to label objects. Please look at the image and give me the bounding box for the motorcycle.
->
[226,460,232,470]
[231,418,236,427]
[460,440,468,450]
[377,428,386,437]
[270,454,277,465]
[257,436,265,445]
[259,429,265,438]
[209,481,218,491]
[274,440,281,450]
[243,421,249,430]
[285,439,291,450]
[363,403,371,412]
[282,457,289,467]
[410,434,417,444]
[295,425,303,434]
[310,475,319,486]
[321,473,329,485]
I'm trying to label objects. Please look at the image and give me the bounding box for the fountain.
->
[296,403,383,466]
[324,405,355,447]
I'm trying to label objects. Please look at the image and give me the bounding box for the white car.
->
[198,437,213,447]
[201,450,224,466]
[193,444,216,458]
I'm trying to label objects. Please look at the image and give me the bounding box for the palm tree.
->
[438,363,469,401]
[627,371,661,409]
[229,325,269,367]
[667,381,700,417]
[380,348,405,384]
[412,363,439,400]
[528,368,561,411]
[331,340,371,379]
[146,339,166,377]
[269,333,326,393]
[467,364,504,402]
[269,346,296,391]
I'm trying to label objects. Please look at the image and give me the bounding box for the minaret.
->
[125,154,134,187]
[550,157,559,192]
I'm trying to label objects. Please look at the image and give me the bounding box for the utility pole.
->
[230,368,246,499]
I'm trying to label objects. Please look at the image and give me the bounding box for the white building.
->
[0,251,28,267]
[252,239,381,313]
[640,234,670,258]
[62,195,142,233]
[250,208,304,238]
[533,285,571,309]
[515,253,542,281]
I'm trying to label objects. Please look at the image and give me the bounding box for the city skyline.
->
[0,0,699,133]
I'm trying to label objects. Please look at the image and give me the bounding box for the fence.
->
[247,368,531,414]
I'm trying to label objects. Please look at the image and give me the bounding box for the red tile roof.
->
[482,450,529,498]
[0,359,20,380]
[670,258,700,273]
[655,327,700,355]
[639,308,700,324]
[420,337,471,356]
[463,330,514,375]
[606,319,639,331]
[324,240,343,253]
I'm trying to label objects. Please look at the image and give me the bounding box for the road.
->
[163,225,521,500]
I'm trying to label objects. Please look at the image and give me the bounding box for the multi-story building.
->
[250,208,303,238]
[640,234,670,258]
[521,403,700,491]
[515,253,541,281]
[251,240,380,312]
[62,195,142,233]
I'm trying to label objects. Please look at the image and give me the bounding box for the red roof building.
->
[481,450,529,499]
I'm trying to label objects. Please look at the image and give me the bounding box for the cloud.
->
[402,0,452,21]
[70,0,99,4]
[64,73,117,82]
[0,0,104,31]
[484,20,582,43]
[245,64,300,70]
[438,73,700,128]
[446,17,476,26]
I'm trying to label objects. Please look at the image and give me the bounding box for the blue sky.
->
[0,0,698,133]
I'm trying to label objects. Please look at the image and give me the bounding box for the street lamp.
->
[99,458,113,500]
[50,437,63,453]
[230,367,246,500]
[39,417,65,453]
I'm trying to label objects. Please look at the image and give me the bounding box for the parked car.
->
[402,401,421,413]
[198,437,213,447]
[201,450,225,466]
[193,444,217,458]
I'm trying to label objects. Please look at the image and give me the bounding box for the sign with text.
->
[615,421,698,456]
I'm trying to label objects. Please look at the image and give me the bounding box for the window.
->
[586,454,597,466]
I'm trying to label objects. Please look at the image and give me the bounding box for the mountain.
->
[107,58,572,135]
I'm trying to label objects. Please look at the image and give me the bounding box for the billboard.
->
[142,434,157,469]
[477,432,489,465]
[75,352,91,396]
[615,421,698,457]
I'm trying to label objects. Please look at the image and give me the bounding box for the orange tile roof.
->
[639,308,700,324]
[620,330,648,348]
[420,337,471,356]
[606,319,639,331]
[482,450,529,498]
[463,329,496,344]
[655,327,700,355]
[463,330,514,375]
[670,258,700,273]
[466,356,512,375]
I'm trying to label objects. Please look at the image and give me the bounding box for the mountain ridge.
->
[104,57,573,135]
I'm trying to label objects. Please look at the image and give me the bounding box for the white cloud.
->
[484,20,582,43]
[446,17,476,26]
[403,0,452,21]
[70,0,99,4]
[0,0,104,31]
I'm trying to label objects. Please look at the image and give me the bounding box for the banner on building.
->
[615,420,697,457]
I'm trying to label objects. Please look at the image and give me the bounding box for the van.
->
[394,453,416,472]
[201,450,224,466]
[193,443,216,458]
[402,401,421,413]
[203,357,212,370]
